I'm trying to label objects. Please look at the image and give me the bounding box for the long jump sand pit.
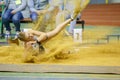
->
[0,42,120,74]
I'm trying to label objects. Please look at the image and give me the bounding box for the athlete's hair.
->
[18,32,28,42]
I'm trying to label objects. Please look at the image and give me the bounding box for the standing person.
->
[2,0,28,39]
[27,0,55,22]
[56,0,89,35]
[56,0,77,35]
[0,0,4,17]
[0,0,4,6]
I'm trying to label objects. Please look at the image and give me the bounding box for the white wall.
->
[109,0,120,3]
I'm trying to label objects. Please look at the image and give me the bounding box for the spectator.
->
[56,0,89,35]
[27,0,55,22]
[2,0,29,39]
[0,0,4,5]
[55,0,76,35]
[0,0,4,17]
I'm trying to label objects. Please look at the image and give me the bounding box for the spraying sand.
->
[2,0,120,66]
